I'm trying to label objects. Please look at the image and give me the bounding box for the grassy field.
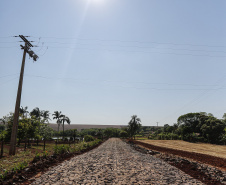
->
[138,140,226,159]
[0,142,65,176]
[0,141,99,178]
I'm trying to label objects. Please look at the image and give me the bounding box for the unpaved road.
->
[32,138,203,185]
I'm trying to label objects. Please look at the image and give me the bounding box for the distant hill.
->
[48,123,127,131]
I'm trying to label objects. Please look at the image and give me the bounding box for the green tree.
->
[119,130,128,138]
[104,128,114,138]
[0,116,7,125]
[60,115,71,140]
[222,113,226,123]
[72,129,78,142]
[96,129,103,140]
[128,115,142,139]
[199,115,225,143]
[207,113,214,117]
[177,112,225,143]
[177,113,201,141]
[52,111,62,132]
[84,135,94,142]
[19,117,38,150]
[40,124,53,150]
[30,107,42,120]
[0,125,5,132]
[220,128,226,144]
[19,106,29,118]
[41,110,51,123]
[0,130,7,158]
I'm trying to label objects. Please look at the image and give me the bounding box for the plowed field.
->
[138,140,226,159]
[134,140,226,171]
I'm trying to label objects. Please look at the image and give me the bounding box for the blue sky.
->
[0,0,226,126]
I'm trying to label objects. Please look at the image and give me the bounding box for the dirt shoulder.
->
[132,140,226,171]
[127,139,226,185]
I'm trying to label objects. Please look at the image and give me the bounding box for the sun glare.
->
[92,0,104,4]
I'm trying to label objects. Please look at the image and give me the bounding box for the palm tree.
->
[52,111,62,132]
[19,106,29,118]
[30,107,41,119]
[60,115,71,140]
[0,117,7,158]
[128,115,141,139]
[0,116,7,125]
[41,110,51,123]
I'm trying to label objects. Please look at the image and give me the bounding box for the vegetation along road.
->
[32,138,203,185]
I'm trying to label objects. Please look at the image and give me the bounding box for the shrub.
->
[119,131,128,138]
[84,135,94,142]
[12,161,28,173]
[54,145,70,155]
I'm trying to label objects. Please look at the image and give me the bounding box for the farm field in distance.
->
[137,140,226,159]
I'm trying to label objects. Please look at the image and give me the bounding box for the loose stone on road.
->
[32,138,203,184]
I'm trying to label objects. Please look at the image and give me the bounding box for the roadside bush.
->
[12,161,28,173]
[196,136,206,143]
[54,145,70,155]
[75,139,102,151]
[89,139,102,147]
[84,135,94,142]
[119,131,128,138]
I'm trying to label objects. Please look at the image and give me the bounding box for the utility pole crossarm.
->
[19,35,33,47]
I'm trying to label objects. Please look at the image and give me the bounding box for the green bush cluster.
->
[53,139,102,155]
[0,169,8,180]
[12,161,28,173]
[84,135,94,142]
[54,145,70,155]
[157,133,181,140]
[1,161,29,179]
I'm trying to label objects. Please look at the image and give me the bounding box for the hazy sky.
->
[0,0,226,126]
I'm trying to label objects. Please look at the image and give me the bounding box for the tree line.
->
[0,107,71,155]
[149,112,226,144]
[1,109,225,158]
[0,112,141,156]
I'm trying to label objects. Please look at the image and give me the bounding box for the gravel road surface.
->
[32,138,203,185]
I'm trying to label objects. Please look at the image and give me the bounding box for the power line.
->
[29,36,226,48]
[24,74,224,86]
[1,36,226,57]
[2,39,226,54]
[24,46,226,58]
[159,75,226,123]
[1,35,226,48]
[24,74,226,90]
[0,36,14,38]
[0,77,18,86]
[28,42,226,54]
[0,41,21,43]
[1,45,226,58]
[0,46,18,48]
[0,73,19,79]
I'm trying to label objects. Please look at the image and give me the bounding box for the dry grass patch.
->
[139,140,226,159]
[0,142,71,178]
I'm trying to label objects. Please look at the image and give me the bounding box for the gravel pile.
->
[32,138,203,185]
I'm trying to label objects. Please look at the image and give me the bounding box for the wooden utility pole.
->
[9,35,38,155]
